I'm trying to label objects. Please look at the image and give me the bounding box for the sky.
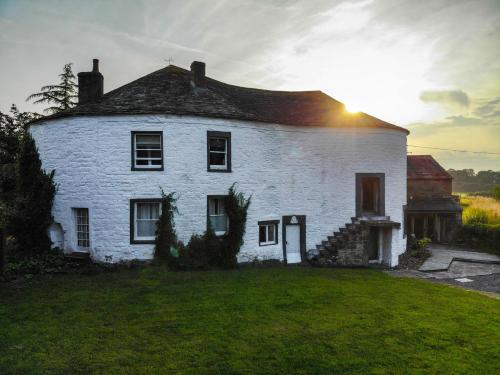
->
[0,0,499,170]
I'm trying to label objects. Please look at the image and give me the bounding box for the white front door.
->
[285,225,301,263]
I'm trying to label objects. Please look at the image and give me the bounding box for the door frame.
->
[282,215,306,264]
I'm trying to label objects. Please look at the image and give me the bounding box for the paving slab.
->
[419,244,500,272]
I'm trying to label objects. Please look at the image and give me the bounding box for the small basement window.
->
[208,196,228,235]
[73,208,90,249]
[259,221,278,246]
[132,132,163,170]
[131,200,161,243]
[207,131,231,172]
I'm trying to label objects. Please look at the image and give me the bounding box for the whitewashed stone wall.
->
[30,115,407,266]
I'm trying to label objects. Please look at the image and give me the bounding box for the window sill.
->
[259,242,278,247]
[208,168,231,173]
[131,239,156,244]
[131,167,164,172]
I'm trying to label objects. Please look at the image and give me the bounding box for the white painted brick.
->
[30,115,407,265]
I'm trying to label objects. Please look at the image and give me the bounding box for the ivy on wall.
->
[154,184,251,270]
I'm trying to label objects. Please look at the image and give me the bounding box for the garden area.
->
[1,267,499,374]
[456,190,500,254]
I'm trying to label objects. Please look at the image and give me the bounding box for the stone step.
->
[64,252,90,261]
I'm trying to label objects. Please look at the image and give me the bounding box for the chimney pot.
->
[78,59,104,104]
[190,61,206,87]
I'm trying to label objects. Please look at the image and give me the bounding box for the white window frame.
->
[259,221,278,246]
[208,137,227,170]
[207,131,231,172]
[133,201,162,242]
[73,208,90,250]
[132,132,163,170]
[208,197,229,236]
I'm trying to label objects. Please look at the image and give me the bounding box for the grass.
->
[460,194,500,225]
[1,267,499,374]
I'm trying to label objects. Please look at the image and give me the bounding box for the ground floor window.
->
[130,199,161,243]
[208,196,228,236]
[73,208,90,249]
[258,220,278,246]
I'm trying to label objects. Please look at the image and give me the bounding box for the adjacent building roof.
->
[407,196,462,213]
[407,155,451,180]
[33,65,408,133]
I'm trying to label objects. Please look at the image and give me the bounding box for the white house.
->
[30,60,408,266]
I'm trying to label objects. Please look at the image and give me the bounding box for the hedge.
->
[455,223,500,254]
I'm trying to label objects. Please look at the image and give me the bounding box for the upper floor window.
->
[132,131,163,171]
[207,131,231,172]
[208,196,228,236]
[130,199,161,243]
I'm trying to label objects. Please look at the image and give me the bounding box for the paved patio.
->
[387,245,500,296]
[419,244,500,273]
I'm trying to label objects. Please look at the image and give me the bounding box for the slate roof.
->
[407,196,462,213]
[33,65,408,133]
[407,155,451,180]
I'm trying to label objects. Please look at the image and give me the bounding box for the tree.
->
[26,63,78,114]
[6,132,56,255]
[0,104,40,164]
[0,105,41,222]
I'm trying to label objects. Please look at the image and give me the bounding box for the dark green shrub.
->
[222,184,251,269]
[455,223,500,254]
[6,133,56,256]
[154,184,251,270]
[153,191,182,269]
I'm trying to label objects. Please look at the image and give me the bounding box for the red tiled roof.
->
[407,155,451,180]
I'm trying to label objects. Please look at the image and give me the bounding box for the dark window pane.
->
[209,152,226,166]
[259,225,266,243]
[137,150,162,158]
[209,138,226,152]
[136,160,148,165]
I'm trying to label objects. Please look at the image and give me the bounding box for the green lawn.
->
[1,267,499,374]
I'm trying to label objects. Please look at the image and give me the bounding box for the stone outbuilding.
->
[406,155,462,243]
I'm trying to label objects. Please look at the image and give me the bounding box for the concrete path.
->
[419,244,500,272]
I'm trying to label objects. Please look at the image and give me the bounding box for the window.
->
[207,196,228,235]
[130,199,161,243]
[132,131,163,170]
[259,220,278,246]
[73,208,90,249]
[355,173,385,217]
[207,131,231,172]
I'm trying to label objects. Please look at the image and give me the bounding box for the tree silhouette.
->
[26,63,78,114]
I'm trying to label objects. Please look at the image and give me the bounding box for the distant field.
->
[460,194,500,225]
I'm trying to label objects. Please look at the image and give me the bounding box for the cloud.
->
[445,115,479,126]
[419,90,470,107]
[474,97,500,118]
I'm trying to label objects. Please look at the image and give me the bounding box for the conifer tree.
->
[7,133,56,255]
[26,63,78,114]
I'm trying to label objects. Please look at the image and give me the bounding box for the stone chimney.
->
[78,59,103,104]
[190,61,206,87]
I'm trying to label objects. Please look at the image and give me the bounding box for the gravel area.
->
[432,273,500,295]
